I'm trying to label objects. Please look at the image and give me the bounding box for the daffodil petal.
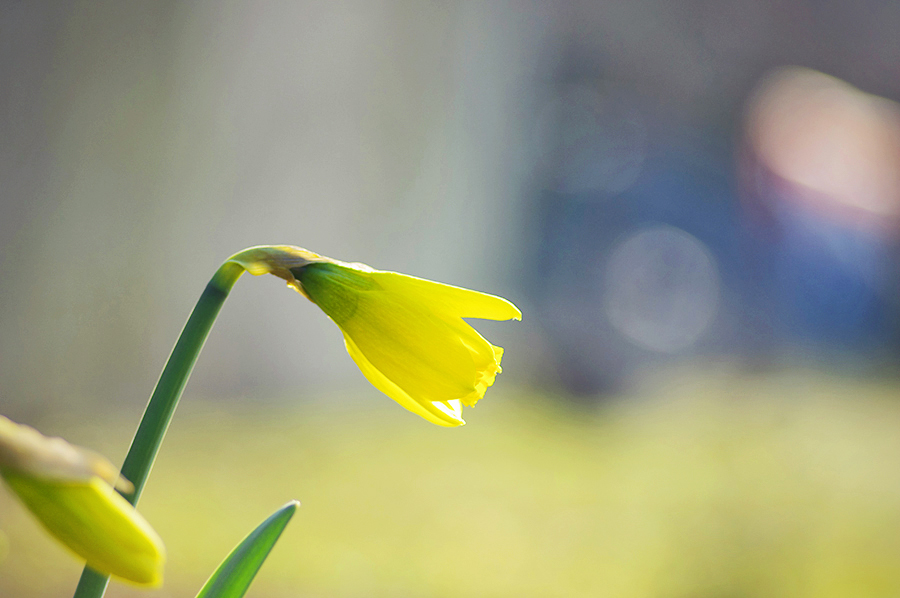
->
[431,399,464,422]
[342,333,465,427]
[373,272,522,321]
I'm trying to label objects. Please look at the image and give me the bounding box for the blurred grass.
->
[3,365,900,597]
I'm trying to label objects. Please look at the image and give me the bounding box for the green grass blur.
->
[3,366,900,598]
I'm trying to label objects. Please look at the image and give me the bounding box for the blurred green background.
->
[5,369,900,597]
[4,1,900,597]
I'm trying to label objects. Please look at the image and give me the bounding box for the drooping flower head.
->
[229,246,521,426]
[0,415,165,586]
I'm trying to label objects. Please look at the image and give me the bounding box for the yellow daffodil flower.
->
[229,246,521,426]
[0,415,165,586]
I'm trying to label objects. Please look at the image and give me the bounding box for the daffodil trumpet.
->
[73,245,519,598]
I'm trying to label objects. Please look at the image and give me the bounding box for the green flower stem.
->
[119,261,244,504]
[73,260,246,598]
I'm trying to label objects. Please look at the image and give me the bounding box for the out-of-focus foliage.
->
[3,366,899,598]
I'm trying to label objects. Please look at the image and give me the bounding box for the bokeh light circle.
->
[604,226,720,353]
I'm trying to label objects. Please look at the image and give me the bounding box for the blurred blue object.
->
[525,75,900,395]
[741,160,899,353]
[525,83,741,393]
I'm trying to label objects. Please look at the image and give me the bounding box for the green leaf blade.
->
[196,500,299,598]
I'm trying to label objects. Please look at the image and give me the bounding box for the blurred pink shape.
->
[746,67,900,233]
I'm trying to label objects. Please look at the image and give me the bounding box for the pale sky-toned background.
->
[1,2,547,417]
[5,1,900,420]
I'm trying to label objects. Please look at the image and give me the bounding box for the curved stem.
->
[73,260,245,598]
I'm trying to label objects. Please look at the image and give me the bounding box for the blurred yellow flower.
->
[230,246,521,426]
[0,416,165,586]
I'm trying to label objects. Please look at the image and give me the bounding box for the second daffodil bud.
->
[0,415,165,586]
[229,246,522,427]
